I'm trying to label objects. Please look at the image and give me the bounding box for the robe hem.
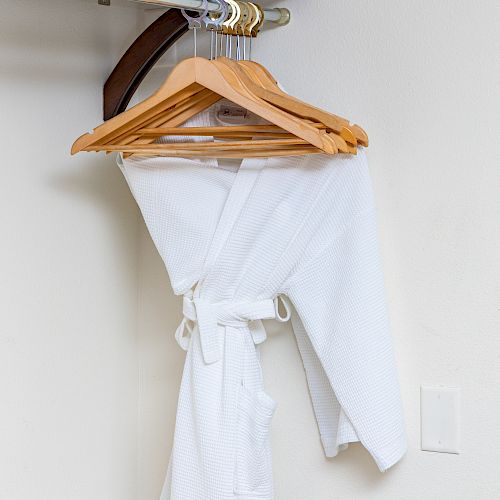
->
[323,433,407,473]
[370,433,407,472]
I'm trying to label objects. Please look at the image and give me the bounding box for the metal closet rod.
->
[131,0,291,25]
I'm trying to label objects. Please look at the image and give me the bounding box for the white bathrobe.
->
[117,106,407,500]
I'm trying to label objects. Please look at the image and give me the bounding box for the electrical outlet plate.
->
[421,386,460,454]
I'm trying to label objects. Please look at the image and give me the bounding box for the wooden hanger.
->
[229,2,367,148]
[233,4,367,147]
[237,60,368,147]
[214,57,355,154]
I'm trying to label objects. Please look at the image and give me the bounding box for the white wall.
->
[134,1,500,499]
[0,2,143,499]
[2,1,500,499]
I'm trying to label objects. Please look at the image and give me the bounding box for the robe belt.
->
[175,292,291,365]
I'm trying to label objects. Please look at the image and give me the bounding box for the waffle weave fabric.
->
[117,110,406,499]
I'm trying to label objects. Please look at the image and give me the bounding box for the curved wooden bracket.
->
[103,9,190,120]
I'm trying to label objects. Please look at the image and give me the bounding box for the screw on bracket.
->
[98,0,111,5]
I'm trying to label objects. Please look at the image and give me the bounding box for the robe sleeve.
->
[283,207,407,472]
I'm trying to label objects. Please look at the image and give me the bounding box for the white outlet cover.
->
[421,386,461,454]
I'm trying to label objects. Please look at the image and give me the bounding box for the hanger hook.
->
[242,2,256,59]
[247,2,261,60]
[204,0,229,60]
[181,0,209,58]
[247,3,260,34]
[204,0,228,30]
[224,0,240,59]
[253,2,264,36]
[235,2,250,60]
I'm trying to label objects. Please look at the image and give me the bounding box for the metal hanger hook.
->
[204,0,228,31]
[235,2,249,60]
[240,1,256,59]
[204,0,229,59]
[224,0,240,59]
[181,0,209,57]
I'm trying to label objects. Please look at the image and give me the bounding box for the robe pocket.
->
[234,385,276,497]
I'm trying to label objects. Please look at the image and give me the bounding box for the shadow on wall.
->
[47,155,131,219]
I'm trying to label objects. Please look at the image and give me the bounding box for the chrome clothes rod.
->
[130,0,291,25]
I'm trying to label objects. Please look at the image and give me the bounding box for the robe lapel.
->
[194,157,269,296]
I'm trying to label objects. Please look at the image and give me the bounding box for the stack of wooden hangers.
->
[72,1,368,159]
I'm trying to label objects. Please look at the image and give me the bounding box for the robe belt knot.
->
[175,293,291,365]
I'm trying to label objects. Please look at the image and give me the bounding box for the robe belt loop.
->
[174,292,290,365]
[274,294,292,322]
